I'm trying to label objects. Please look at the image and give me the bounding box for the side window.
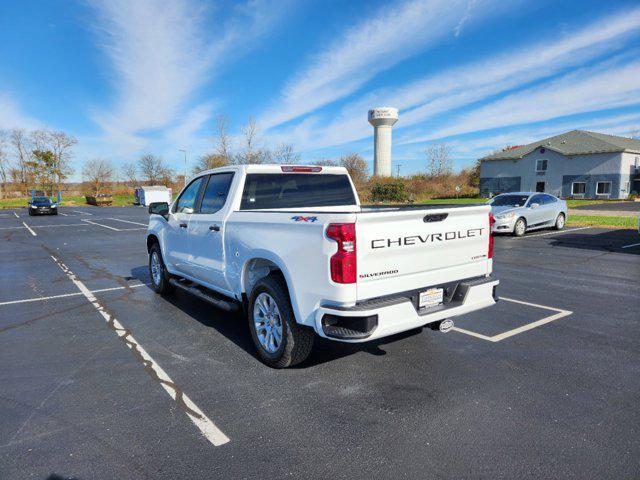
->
[542,194,556,205]
[199,173,234,214]
[174,177,204,214]
[528,194,544,206]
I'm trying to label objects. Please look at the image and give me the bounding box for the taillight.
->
[326,223,357,284]
[488,213,495,259]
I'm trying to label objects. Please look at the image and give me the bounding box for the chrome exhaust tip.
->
[439,319,454,333]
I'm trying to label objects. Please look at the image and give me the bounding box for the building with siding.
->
[479,130,640,199]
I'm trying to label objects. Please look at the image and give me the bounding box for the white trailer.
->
[135,186,172,206]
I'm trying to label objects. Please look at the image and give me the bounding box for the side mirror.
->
[529,202,539,209]
[149,202,169,218]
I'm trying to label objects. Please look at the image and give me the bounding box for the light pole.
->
[179,149,187,187]
[396,163,402,177]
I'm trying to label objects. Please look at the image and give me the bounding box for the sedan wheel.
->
[514,218,526,237]
[555,213,565,230]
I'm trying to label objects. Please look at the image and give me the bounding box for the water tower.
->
[368,107,399,177]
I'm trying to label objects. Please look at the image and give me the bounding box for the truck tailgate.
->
[355,205,491,300]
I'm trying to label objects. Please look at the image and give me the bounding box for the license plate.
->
[419,288,443,308]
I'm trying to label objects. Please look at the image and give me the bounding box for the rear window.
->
[240,173,356,210]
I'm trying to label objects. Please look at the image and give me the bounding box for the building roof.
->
[480,130,640,161]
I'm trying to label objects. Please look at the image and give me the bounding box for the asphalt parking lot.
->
[1,206,639,479]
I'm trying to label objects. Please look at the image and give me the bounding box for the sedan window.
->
[490,195,530,207]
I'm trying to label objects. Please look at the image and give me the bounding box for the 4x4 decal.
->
[291,216,318,223]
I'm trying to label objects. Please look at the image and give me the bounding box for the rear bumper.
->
[314,276,499,342]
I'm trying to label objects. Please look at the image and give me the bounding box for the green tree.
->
[469,159,481,187]
[29,150,56,195]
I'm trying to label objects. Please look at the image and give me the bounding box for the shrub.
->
[370,182,407,203]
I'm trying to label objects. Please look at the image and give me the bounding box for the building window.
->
[572,182,586,195]
[536,159,548,172]
[596,182,612,195]
[622,181,630,193]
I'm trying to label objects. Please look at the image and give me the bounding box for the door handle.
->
[179,223,187,228]
[209,225,221,232]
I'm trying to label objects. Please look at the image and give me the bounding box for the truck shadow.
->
[130,265,423,368]
[547,228,639,255]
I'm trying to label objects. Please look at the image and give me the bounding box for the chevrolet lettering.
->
[372,228,484,249]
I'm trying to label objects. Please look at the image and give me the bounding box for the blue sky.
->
[1,0,639,180]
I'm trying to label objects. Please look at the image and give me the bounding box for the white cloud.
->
[409,58,640,143]
[259,0,513,130]
[428,112,640,162]
[88,0,284,153]
[273,7,640,153]
[0,94,42,130]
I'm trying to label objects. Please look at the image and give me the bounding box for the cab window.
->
[198,173,234,214]
[174,177,204,213]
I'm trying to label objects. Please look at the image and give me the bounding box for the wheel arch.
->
[146,234,160,253]
[241,256,300,323]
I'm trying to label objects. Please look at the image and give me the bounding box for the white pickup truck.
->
[147,165,498,367]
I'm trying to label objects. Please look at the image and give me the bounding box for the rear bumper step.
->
[321,313,378,340]
[316,275,499,342]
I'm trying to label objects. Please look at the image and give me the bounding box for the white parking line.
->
[516,227,590,239]
[49,254,230,447]
[58,212,68,216]
[452,296,572,342]
[107,218,148,227]
[0,283,148,306]
[0,223,87,230]
[22,221,37,237]
[73,210,93,215]
[622,242,640,249]
[13,212,19,218]
[81,218,121,231]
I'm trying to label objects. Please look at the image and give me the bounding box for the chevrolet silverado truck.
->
[146,165,499,368]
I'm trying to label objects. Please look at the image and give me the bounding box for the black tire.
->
[248,274,314,368]
[149,243,174,295]
[513,217,527,237]
[554,213,565,230]
[53,211,58,215]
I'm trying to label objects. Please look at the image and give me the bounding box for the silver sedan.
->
[489,192,568,237]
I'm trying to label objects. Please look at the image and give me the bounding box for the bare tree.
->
[121,162,138,187]
[82,159,114,195]
[47,131,77,189]
[214,115,232,164]
[235,117,270,164]
[313,158,339,167]
[340,153,369,184]
[426,143,452,177]
[0,130,9,199]
[272,144,300,165]
[138,154,173,185]
[10,129,33,192]
[193,153,228,174]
